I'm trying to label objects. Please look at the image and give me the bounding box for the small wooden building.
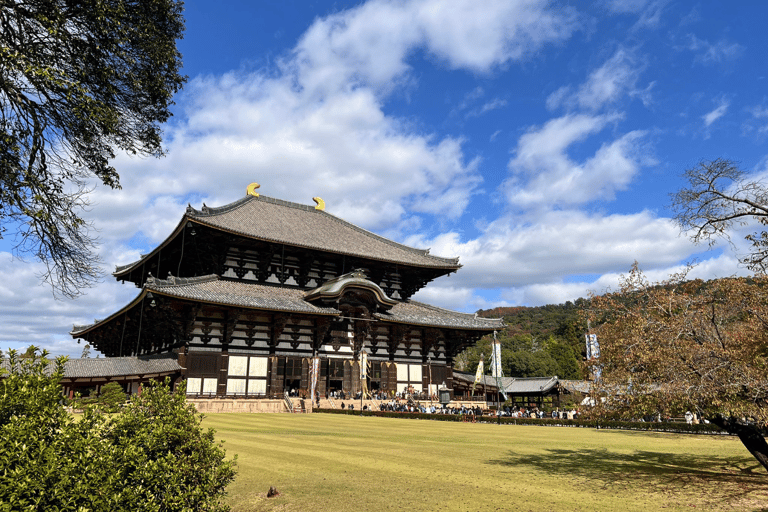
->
[501,376,590,410]
[71,191,503,399]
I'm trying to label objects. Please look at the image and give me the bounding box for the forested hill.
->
[457,299,589,379]
[476,298,589,340]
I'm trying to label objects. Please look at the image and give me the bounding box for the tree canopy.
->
[587,264,768,472]
[672,158,768,274]
[0,0,185,297]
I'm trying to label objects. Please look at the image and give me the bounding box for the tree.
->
[586,264,768,472]
[672,158,768,273]
[544,338,581,379]
[1,0,186,298]
[506,350,558,378]
[0,349,237,510]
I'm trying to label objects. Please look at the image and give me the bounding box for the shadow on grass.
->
[488,447,768,510]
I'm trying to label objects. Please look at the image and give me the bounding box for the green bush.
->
[95,381,128,413]
[315,408,727,434]
[0,349,237,511]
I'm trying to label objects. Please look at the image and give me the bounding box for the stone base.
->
[188,399,295,413]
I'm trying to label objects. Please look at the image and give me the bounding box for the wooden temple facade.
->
[72,190,502,399]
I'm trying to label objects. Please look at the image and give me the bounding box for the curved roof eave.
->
[113,214,193,278]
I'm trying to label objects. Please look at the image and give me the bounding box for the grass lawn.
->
[204,414,768,512]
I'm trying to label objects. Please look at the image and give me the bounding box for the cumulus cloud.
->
[503,113,650,208]
[81,0,584,243]
[289,0,580,96]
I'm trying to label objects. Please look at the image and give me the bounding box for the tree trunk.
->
[710,416,768,473]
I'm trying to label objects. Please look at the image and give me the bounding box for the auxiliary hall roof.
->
[115,194,460,277]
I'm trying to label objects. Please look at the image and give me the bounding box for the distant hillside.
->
[456,299,590,379]
[476,298,588,341]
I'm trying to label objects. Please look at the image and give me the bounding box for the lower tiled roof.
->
[376,301,503,330]
[146,275,342,315]
[1,354,182,379]
[62,353,182,379]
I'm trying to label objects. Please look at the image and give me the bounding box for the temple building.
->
[71,187,502,400]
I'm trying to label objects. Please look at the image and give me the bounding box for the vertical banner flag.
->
[491,331,507,401]
[585,334,602,382]
[360,351,369,399]
[471,354,484,396]
[585,334,600,360]
[310,357,319,401]
[491,334,502,379]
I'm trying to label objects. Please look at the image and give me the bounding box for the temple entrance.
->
[325,359,346,397]
[283,357,302,396]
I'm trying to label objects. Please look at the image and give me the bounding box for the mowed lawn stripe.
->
[203,414,768,511]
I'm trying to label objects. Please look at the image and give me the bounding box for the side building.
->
[71,189,502,400]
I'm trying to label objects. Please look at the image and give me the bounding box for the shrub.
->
[0,350,237,511]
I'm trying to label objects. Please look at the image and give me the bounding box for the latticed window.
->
[328,359,344,378]
[285,357,302,378]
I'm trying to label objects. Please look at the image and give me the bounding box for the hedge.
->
[314,408,728,435]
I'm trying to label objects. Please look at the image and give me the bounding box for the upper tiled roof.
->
[376,300,503,330]
[187,195,460,268]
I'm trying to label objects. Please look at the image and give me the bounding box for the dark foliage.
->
[0,0,186,297]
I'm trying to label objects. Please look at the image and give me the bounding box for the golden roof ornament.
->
[246,182,260,197]
[313,197,325,211]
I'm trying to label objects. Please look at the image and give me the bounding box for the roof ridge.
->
[145,274,220,288]
[405,299,504,322]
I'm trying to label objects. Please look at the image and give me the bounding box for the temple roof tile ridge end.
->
[146,274,220,288]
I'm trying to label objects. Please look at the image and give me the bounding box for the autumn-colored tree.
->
[586,264,768,472]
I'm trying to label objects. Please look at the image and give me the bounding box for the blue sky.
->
[3,0,768,357]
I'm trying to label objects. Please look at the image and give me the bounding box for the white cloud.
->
[547,48,644,112]
[702,99,729,128]
[78,0,584,244]
[0,252,138,357]
[289,0,580,97]
[503,113,650,208]
[687,35,744,64]
[408,209,695,291]
[602,0,668,27]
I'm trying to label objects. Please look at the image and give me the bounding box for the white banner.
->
[310,357,320,400]
[586,334,600,360]
[491,340,502,379]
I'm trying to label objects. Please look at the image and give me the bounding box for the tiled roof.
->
[1,354,181,379]
[62,354,182,378]
[500,376,559,394]
[452,371,500,387]
[145,275,341,315]
[376,300,503,330]
[187,195,460,268]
